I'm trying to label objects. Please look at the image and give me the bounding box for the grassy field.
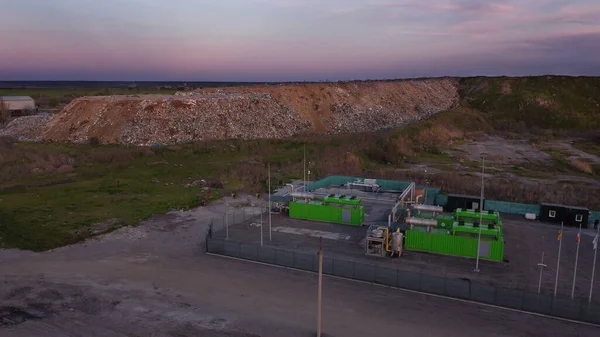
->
[2,128,600,251]
[0,137,346,251]
[460,76,600,131]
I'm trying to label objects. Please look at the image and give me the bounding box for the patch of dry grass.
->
[571,158,594,174]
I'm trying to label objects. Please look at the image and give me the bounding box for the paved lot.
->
[0,196,598,336]
[214,209,600,299]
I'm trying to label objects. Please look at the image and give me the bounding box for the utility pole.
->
[475,155,485,272]
[304,144,307,192]
[537,252,547,294]
[260,201,264,247]
[572,222,582,299]
[268,163,272,242]
[225,204,229,240]
[554,222,564,296]
[317,237,323,337]
[589,225,599,303]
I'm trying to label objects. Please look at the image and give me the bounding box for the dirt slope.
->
[38,79,459,145]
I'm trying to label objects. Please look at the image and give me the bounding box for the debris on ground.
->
[1,79,459,146]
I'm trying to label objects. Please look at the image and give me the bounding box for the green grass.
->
[0,138,360,251]
[0,145,228,250]
[572,139,600,157]
[460,76,600,130]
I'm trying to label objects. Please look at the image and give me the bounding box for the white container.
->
[525,213,536,220]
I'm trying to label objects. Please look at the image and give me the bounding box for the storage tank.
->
[391,232,404,256]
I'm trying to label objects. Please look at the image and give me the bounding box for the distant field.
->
[0,88,178,109]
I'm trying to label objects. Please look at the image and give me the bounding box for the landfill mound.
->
[11,79,460,146]
[0,114,52,142]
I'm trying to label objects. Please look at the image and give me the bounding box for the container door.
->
[478,241,490,258]
[342,209,351,223]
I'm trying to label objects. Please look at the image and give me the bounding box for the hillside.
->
[4,79,459,146]
[459,76,600,131]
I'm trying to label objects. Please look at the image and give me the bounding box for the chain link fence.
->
[206,236,600,325]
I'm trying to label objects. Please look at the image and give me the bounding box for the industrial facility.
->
[272,177,505,262]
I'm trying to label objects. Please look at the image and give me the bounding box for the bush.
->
[89,136,101,146]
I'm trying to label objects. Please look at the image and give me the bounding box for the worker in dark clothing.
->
[595,219,599,230]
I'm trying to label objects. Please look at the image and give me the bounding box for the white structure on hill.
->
[0,96,36,116]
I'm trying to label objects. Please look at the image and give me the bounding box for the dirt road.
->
[1,197,597,336]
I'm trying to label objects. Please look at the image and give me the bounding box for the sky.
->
[1,0,599,81]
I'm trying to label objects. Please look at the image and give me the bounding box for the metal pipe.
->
[406,217,438,227]
[289,192,323,199]
[399,182,416,203]
[413,204,443,213]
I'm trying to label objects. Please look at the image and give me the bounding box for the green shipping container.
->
[404,230,504,261]
[289,200,364,225]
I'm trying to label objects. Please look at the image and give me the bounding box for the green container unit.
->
[404,230,504,261]
[451,222,502,241]
[323,194,362,207]
[455,209,503,229]
[289,200,364,225]
[436,215,455,229]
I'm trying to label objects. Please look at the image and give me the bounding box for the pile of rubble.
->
[1,79,460,146]
[0,114,52,142]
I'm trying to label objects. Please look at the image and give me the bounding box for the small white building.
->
[0,96,36,116]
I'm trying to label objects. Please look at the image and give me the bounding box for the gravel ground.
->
[0,195,598,336]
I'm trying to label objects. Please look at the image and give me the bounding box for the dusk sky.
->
[1,0,599,81]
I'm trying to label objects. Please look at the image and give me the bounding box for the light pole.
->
[537,252,547,294]
[475,155,485,272]
[424,169,428,205]
[590,224,599,303]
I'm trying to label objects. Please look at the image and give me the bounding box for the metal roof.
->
[0,96,34,101]
[540,203,589,211]
[447,193,483,199]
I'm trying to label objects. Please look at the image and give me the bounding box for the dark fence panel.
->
[420,274,446,295]
[522,293,552,315]
[444,278,471,299]
[294,252,316,271]
[240,244,258,261]
[470,283,496,304]
[223,241,240,258]
[374,267,398,287]
[552,297,582,320]
[332,259,354,279]
[257,246,276,264]
[322,257,334,275]
[206,238,600,325]
[275,249,295,268]
[397,271,421,290]
[353,262,375,283]
[495,288,524,310]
